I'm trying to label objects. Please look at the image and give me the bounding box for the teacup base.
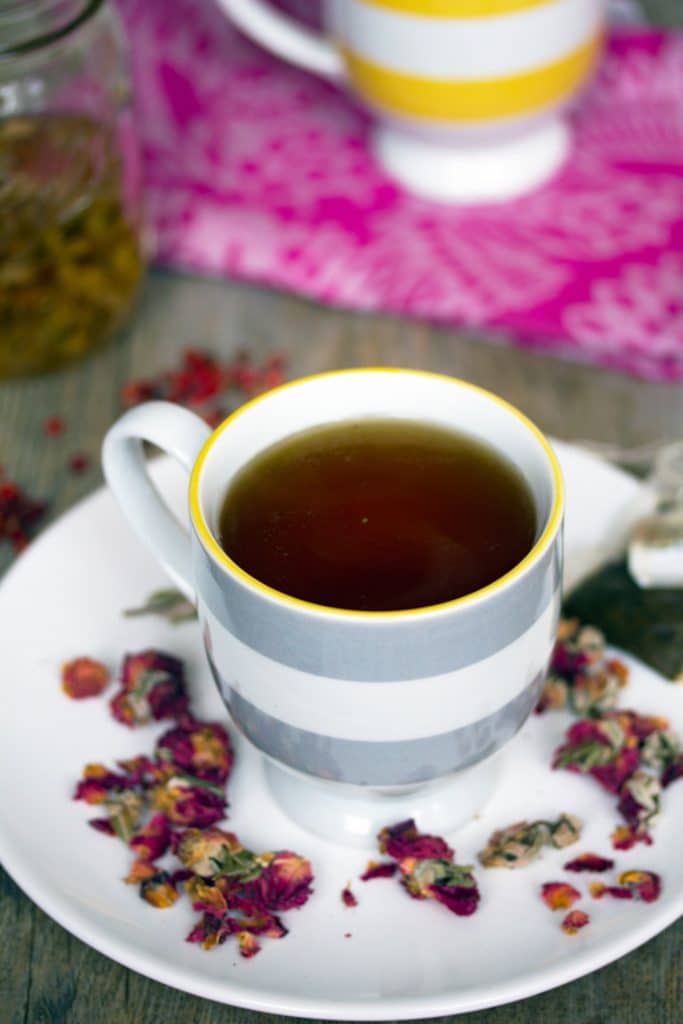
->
[373,118,569,203]
[263,751,504,847]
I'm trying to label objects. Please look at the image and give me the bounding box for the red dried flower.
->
[110,649,188,727]
[186,913,237,950]
[589,881,633,900]
[564,853,614,873]
[617,772,661,834]
[151,774,227,828]
[400,858,481,917]
[129,814,172,862]
[62,657,110,699]
[553,717,640,793]
[44,416,65,436]
[341,885,358,908]
[125,860,159,885]
[186,876,229,917]
[247,851,313,912]
[88,818,116,836]
[561,909,590,935]
[156,716,233,785]
[238,931,261,959]
[74,763,133,805]
[618,870,661,903]
[610,825,653,851]
[378,819,454,862]
[360,861,398,882]
[140,871,181,909]
[541,882,581,911]
[175,827,243,877]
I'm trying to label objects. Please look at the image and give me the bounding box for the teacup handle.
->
[102,402,211,601]
[217,0,343,78]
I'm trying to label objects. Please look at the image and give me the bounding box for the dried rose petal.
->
[238,931,261,959]
[74,763,133,805]
[156,716,233,785]
[129,814,171,862]
[341,886,358,908]
[247,851,313,912]
[88,818,115,836]
[125,860,158,884]
[536,674,569,714]
[186,913,236,950]
[541,882,581,911]
[564,853,614,873]
[140,871,180,908]
[611,825,653,851]
[553,717,639,794]
[110,649,188,727]
[62,657,110,699]
[478,814,582,869]
[175,827,243,877]
[589,881,633,900]
[618,870,661,903]
[186,876,229,917]
[151,774,227,828]
[105,790,144,843]
[44,416,65,437]
[116,755,158,786]
[378,819,454,862]
[360,861,397,882]
[561,909,590,935]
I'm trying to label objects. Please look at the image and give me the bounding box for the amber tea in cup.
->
[218,418,536,612]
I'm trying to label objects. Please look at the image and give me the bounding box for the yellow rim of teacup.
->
[189,368,564,620]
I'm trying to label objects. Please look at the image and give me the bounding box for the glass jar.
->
[0,0,144,377]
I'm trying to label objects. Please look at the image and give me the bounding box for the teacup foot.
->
[263,752,504,847]
[373,118,569,203]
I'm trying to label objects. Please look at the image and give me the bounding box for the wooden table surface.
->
[2,4,683,1022]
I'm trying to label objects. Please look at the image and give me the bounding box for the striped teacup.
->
[103,371,564,839]
[218,0,605,200]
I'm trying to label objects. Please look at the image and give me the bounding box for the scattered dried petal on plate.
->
[74,763,134,805]
[618,870,662,903]
[140,871,181,908]
[590,881,633,900]
[175,827,244,878]
[186,875,229,916]
[360,861,397,882]
[156,716,233,786]
[124,588,197,624]
[238,931,261,959]
[553,717,640,794]
[541,882,581,911]
[378,819,453,861]
[151,773,227,828]
[186,912,237,950]
[62,657,110,699]
[478,814,582,869]
[125,860,158,885]
[564,853,614,873]
[88,818,115,836]
[342,885,358,908]
[248,851,314,911]
[110,649,188,727]
[561,909,590,935]
[400,858,480,917]
[617,772,661,834]
[129,814,172,862]
[610,825,653,851]
[105,790,144,843]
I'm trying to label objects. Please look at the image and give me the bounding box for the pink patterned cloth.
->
[117,0,683,381]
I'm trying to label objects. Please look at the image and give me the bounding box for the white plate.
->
[0,442,680,1021]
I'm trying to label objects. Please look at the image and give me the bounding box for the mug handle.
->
[102,402,212,601]
[217,0,344,78]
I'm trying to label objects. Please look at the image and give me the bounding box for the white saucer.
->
[0,441,680,1020]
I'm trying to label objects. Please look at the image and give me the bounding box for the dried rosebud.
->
[62,657,110,699]
[569,669,624,716]
[640,729,681,777]
[610,825,653,851]
[478,814,582,869]
[129,814,171,862]
[156,717,233,785]
[607,710,669,742]
[341,886,357,908]
[105,790,144,843]
[400,859,480,917]
[140,871,180,909]
[110,649,188,727]
[360,861,397,882]
[536,674,569,714]
[238,932,261,959]
[552,621,604,678]
[74,763,135,805]
[186,913,236,950]
[378,819,454,862]
[151,774,227,828]
[617,772,661,834]
[186,876,229,917]
[618,870,661,903]
[553,718,639,793]
[564,853,614,873]
[116,755,158,786]
[247,851,313,912]
[541,882,581,911]
[561,909,590,935]
[175,827,243,877]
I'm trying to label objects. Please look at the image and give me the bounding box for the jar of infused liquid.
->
[0,0,144,376]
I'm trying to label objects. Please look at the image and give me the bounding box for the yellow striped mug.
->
[218,0,606,201]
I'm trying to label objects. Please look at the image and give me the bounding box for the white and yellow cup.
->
[217,0,605,201]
